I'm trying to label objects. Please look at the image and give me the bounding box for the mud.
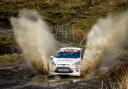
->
[0,59,128,89]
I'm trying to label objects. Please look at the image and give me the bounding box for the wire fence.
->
[52,24,87,47]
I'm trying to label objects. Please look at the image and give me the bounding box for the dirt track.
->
[0,59,128,89]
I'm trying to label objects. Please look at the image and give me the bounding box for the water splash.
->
[10,9,57,74]
[81,12,128,75]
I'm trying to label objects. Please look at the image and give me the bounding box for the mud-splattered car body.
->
[49,47,83,76]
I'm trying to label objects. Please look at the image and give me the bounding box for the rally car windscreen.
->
[55,51,80,58]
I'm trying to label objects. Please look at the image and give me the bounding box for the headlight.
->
[72,61,81,65]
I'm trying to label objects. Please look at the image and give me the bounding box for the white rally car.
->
[49,47,83,76]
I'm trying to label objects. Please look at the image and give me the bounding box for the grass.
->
[0,53,22,64]
[0,0,127,64]
[0,0,127,29]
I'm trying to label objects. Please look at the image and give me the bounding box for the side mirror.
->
[50,56,54,60]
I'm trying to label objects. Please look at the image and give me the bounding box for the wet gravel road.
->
[0,60,127,89]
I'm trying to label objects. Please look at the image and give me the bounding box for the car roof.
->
[59,47,82,50]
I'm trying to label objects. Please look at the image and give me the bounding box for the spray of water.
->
[10,9,57,74]
[81,12,128,75]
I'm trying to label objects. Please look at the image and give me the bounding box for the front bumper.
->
[49,72,80,76]
[49,66,80,76]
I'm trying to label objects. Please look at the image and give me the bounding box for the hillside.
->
[0,0,128,59]
[0,0,128,29]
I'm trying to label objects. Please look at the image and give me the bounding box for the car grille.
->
[55,67,73,73]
